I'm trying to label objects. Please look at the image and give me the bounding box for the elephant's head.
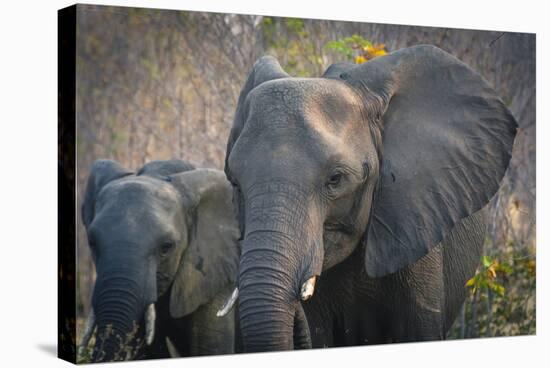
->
[225,46,517,351]
[80,159,239,361]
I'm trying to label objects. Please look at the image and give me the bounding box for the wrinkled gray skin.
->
[81,159,240,361]
[225,45,518,351]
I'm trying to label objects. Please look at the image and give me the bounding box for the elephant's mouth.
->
[217,276,317,318]
[323,221,355,235]
[322,222,359,270]
[156,270,173,297]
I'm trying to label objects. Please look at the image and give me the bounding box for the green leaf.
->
[491,283,506,297]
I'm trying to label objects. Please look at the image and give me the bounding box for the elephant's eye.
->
[326,172,343,187]
[160,241,174,256]
[88,240,98,255]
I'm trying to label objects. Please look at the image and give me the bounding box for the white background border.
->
[0,0,545,367]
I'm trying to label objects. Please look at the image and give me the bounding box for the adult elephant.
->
[79,159,240,361]
[223,45,517,351]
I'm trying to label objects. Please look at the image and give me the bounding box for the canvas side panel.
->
[58,4,77,364]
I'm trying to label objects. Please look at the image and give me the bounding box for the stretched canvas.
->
[58,3,536,364]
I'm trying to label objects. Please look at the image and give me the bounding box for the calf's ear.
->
[81,159,133,227]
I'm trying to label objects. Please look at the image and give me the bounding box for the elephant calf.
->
[79,159,240,362]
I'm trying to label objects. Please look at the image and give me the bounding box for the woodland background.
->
[74,4,536,341]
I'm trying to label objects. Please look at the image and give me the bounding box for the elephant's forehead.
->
[98,176,180,212]
[229,79,370,183]
[247,78,364,138]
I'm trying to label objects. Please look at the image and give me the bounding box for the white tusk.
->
[300,276,316,301]
[78,308,96,356]
[145,303,156,346]
[216,287,239,317]
[165,336,181,358]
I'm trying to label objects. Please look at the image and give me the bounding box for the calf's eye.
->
[160,241,174,256]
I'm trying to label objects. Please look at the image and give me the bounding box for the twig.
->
[489,32,506,47]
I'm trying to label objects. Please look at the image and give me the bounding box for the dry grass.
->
[76,320,145,363]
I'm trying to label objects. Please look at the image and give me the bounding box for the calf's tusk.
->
[78,308,96,356]
[165,336,181,358]
[216,287,239,317]
[145,303,156,346]
[300,276,316,301]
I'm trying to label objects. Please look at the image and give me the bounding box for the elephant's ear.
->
[341,45,517,277]
[81,160,133,227]
[224,55,289,178]
[136,159,195,178]
[169,169,241,318]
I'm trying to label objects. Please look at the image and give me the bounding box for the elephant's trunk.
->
[293,302,312,349]
[239,231,299,351]
[237,183,322,352]
[90,272,146,362]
